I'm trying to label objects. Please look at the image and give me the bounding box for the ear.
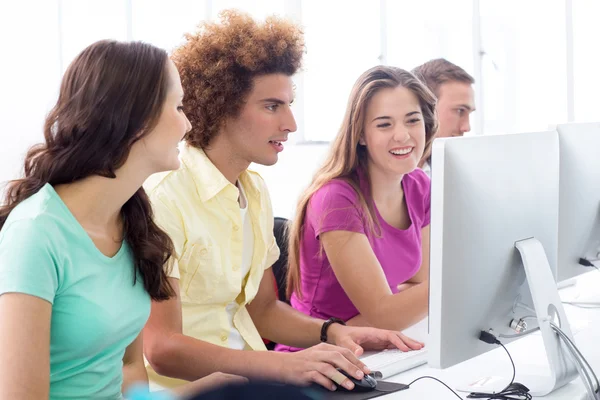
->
[359,135,366,146]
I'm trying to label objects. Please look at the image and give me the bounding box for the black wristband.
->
[320,317,346,343]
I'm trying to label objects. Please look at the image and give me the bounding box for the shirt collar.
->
[180,144,260,203]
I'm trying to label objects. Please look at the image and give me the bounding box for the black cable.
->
[406,376,463,399]
[578,257,600,271]
[467,332,532,400]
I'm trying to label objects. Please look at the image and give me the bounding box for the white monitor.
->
[557,122,600,283]
[428,131,578,396]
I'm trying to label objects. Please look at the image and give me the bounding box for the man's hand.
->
[276,343,371,392]
[327,324,424,355]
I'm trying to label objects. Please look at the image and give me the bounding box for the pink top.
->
[276,169,430,352]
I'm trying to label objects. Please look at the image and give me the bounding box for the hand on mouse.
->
[277,342,370,391]
[327,323,425,354]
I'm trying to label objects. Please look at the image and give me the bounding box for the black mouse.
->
[506,382,530,393]
[335,369,377,392]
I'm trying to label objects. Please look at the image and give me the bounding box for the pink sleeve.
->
[423,184,431,228]
[307,180,366,239]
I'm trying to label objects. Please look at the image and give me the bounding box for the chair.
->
[272,217,290,303]
[265,217,291,350]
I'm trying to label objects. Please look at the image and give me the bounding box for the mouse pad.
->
[305,380,409,399]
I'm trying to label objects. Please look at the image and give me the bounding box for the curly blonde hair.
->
[172,10,305,149]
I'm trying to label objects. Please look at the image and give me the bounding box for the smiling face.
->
[359,86,426,178]
[219,73,297,166]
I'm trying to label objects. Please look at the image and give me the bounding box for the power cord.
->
[466,331,532,400]
[578,257,600,271]
[405,376,463,399]
[549,322,600,400]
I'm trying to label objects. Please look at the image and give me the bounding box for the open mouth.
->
[269,140,284,152]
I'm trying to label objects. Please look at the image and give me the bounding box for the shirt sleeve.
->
[149,191,185,280]
[0,218,59,303]
[308,181,366,238]
[421,173,431,228]
[258,177,281,270]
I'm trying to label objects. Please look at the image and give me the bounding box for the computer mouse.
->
[506,382,530,393]
[335,368,377,392]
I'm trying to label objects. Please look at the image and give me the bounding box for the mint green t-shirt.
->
[0,184,151,399]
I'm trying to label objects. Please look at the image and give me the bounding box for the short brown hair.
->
[412,58,474,97]
[172,10,305,149]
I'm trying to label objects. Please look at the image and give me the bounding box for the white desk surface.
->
[380,273,600,399]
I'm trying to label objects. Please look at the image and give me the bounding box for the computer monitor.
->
[557,122,600,284]
[428,130,577,396]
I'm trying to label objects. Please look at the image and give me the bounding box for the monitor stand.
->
[513,237,579,396]
[458,238,580,396]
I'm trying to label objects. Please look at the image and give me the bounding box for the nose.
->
[460,116,471,134]
[184,113,192,133]
[280,106,297,133]
[393,127,411,142]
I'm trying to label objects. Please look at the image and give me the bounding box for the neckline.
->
[360,172,414,233]
[45,184,128,263]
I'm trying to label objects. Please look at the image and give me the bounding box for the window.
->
[131,0,208,53]
[302,0,380,142]
[60,0,128,69]
[480,0,568,135]
[386,0,473,75]
[572,0,600,122]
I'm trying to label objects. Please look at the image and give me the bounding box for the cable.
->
[549,322,600,399]
[563,301,600,309]
[406,376,463,399]
[467,331,532,400]
[499,326,540,339]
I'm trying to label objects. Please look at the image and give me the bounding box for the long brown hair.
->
[286,65,438,299]
[0,40,175,300]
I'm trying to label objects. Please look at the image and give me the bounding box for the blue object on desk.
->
[125,383,175,400]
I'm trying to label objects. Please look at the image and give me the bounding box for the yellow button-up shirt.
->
[144,144,280,388]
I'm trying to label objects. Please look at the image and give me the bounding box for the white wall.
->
[251,143,330,220]
[0,1,61,190]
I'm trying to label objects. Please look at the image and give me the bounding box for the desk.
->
[380,276,600,399]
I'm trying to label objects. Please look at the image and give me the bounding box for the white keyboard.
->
[360,348,428,379]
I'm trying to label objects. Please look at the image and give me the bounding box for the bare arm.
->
[0,293,51,399]
[143,278,283,382]
[407,225,430,284]
[320,227,429,331]
[122,333,148,395]
[246,267,325,349]
[142,278,374,391]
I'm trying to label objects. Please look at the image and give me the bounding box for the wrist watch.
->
[320,317,346,342]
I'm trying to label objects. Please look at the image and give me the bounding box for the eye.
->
[456,108,465,116]
[266,104,279,112]
[177,106,184,112]
[407,118,421,124]
[376,122,391,128]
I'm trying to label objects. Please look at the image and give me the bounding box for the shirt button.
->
[233,225,240,232]
[220,334,228,342]
[199,248,208,256]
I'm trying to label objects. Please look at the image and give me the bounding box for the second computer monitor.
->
[556,122,600,283]
[428,130,560,369]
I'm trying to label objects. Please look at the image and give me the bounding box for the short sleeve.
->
[0,219,59,303]
[423,187,431,228]
[308,181,366,238]
[255,175,280,270]
[149,191,184,280]
[407,169,431,228]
